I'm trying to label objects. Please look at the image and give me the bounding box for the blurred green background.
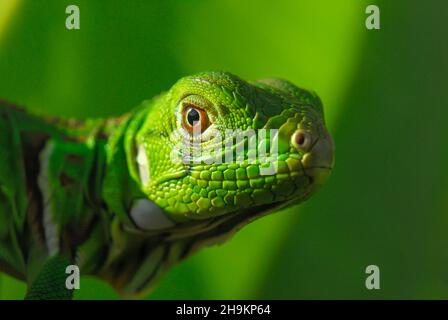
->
[0,0,447,299]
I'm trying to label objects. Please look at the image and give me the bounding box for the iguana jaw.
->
[130,130,334,231]
[134,132,334,222]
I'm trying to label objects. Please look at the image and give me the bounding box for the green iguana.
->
[0,71,334,299]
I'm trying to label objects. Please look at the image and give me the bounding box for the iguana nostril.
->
[291,129,311,151]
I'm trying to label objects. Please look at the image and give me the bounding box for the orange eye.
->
[182,105,209,134]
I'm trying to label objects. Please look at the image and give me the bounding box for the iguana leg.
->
[25,254,74,300]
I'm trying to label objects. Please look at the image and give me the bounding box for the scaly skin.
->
[0,71,334,299]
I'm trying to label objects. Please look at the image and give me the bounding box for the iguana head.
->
[130,71,334,230]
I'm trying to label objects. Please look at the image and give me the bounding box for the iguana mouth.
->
[161,184,318,247]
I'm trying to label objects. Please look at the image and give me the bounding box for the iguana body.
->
[0,71,334,299]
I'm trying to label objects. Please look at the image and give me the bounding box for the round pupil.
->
[297,133,306,146]
[187,108,200,126]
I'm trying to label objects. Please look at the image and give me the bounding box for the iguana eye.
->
[182,104,209,134]
[187,108,200,125]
